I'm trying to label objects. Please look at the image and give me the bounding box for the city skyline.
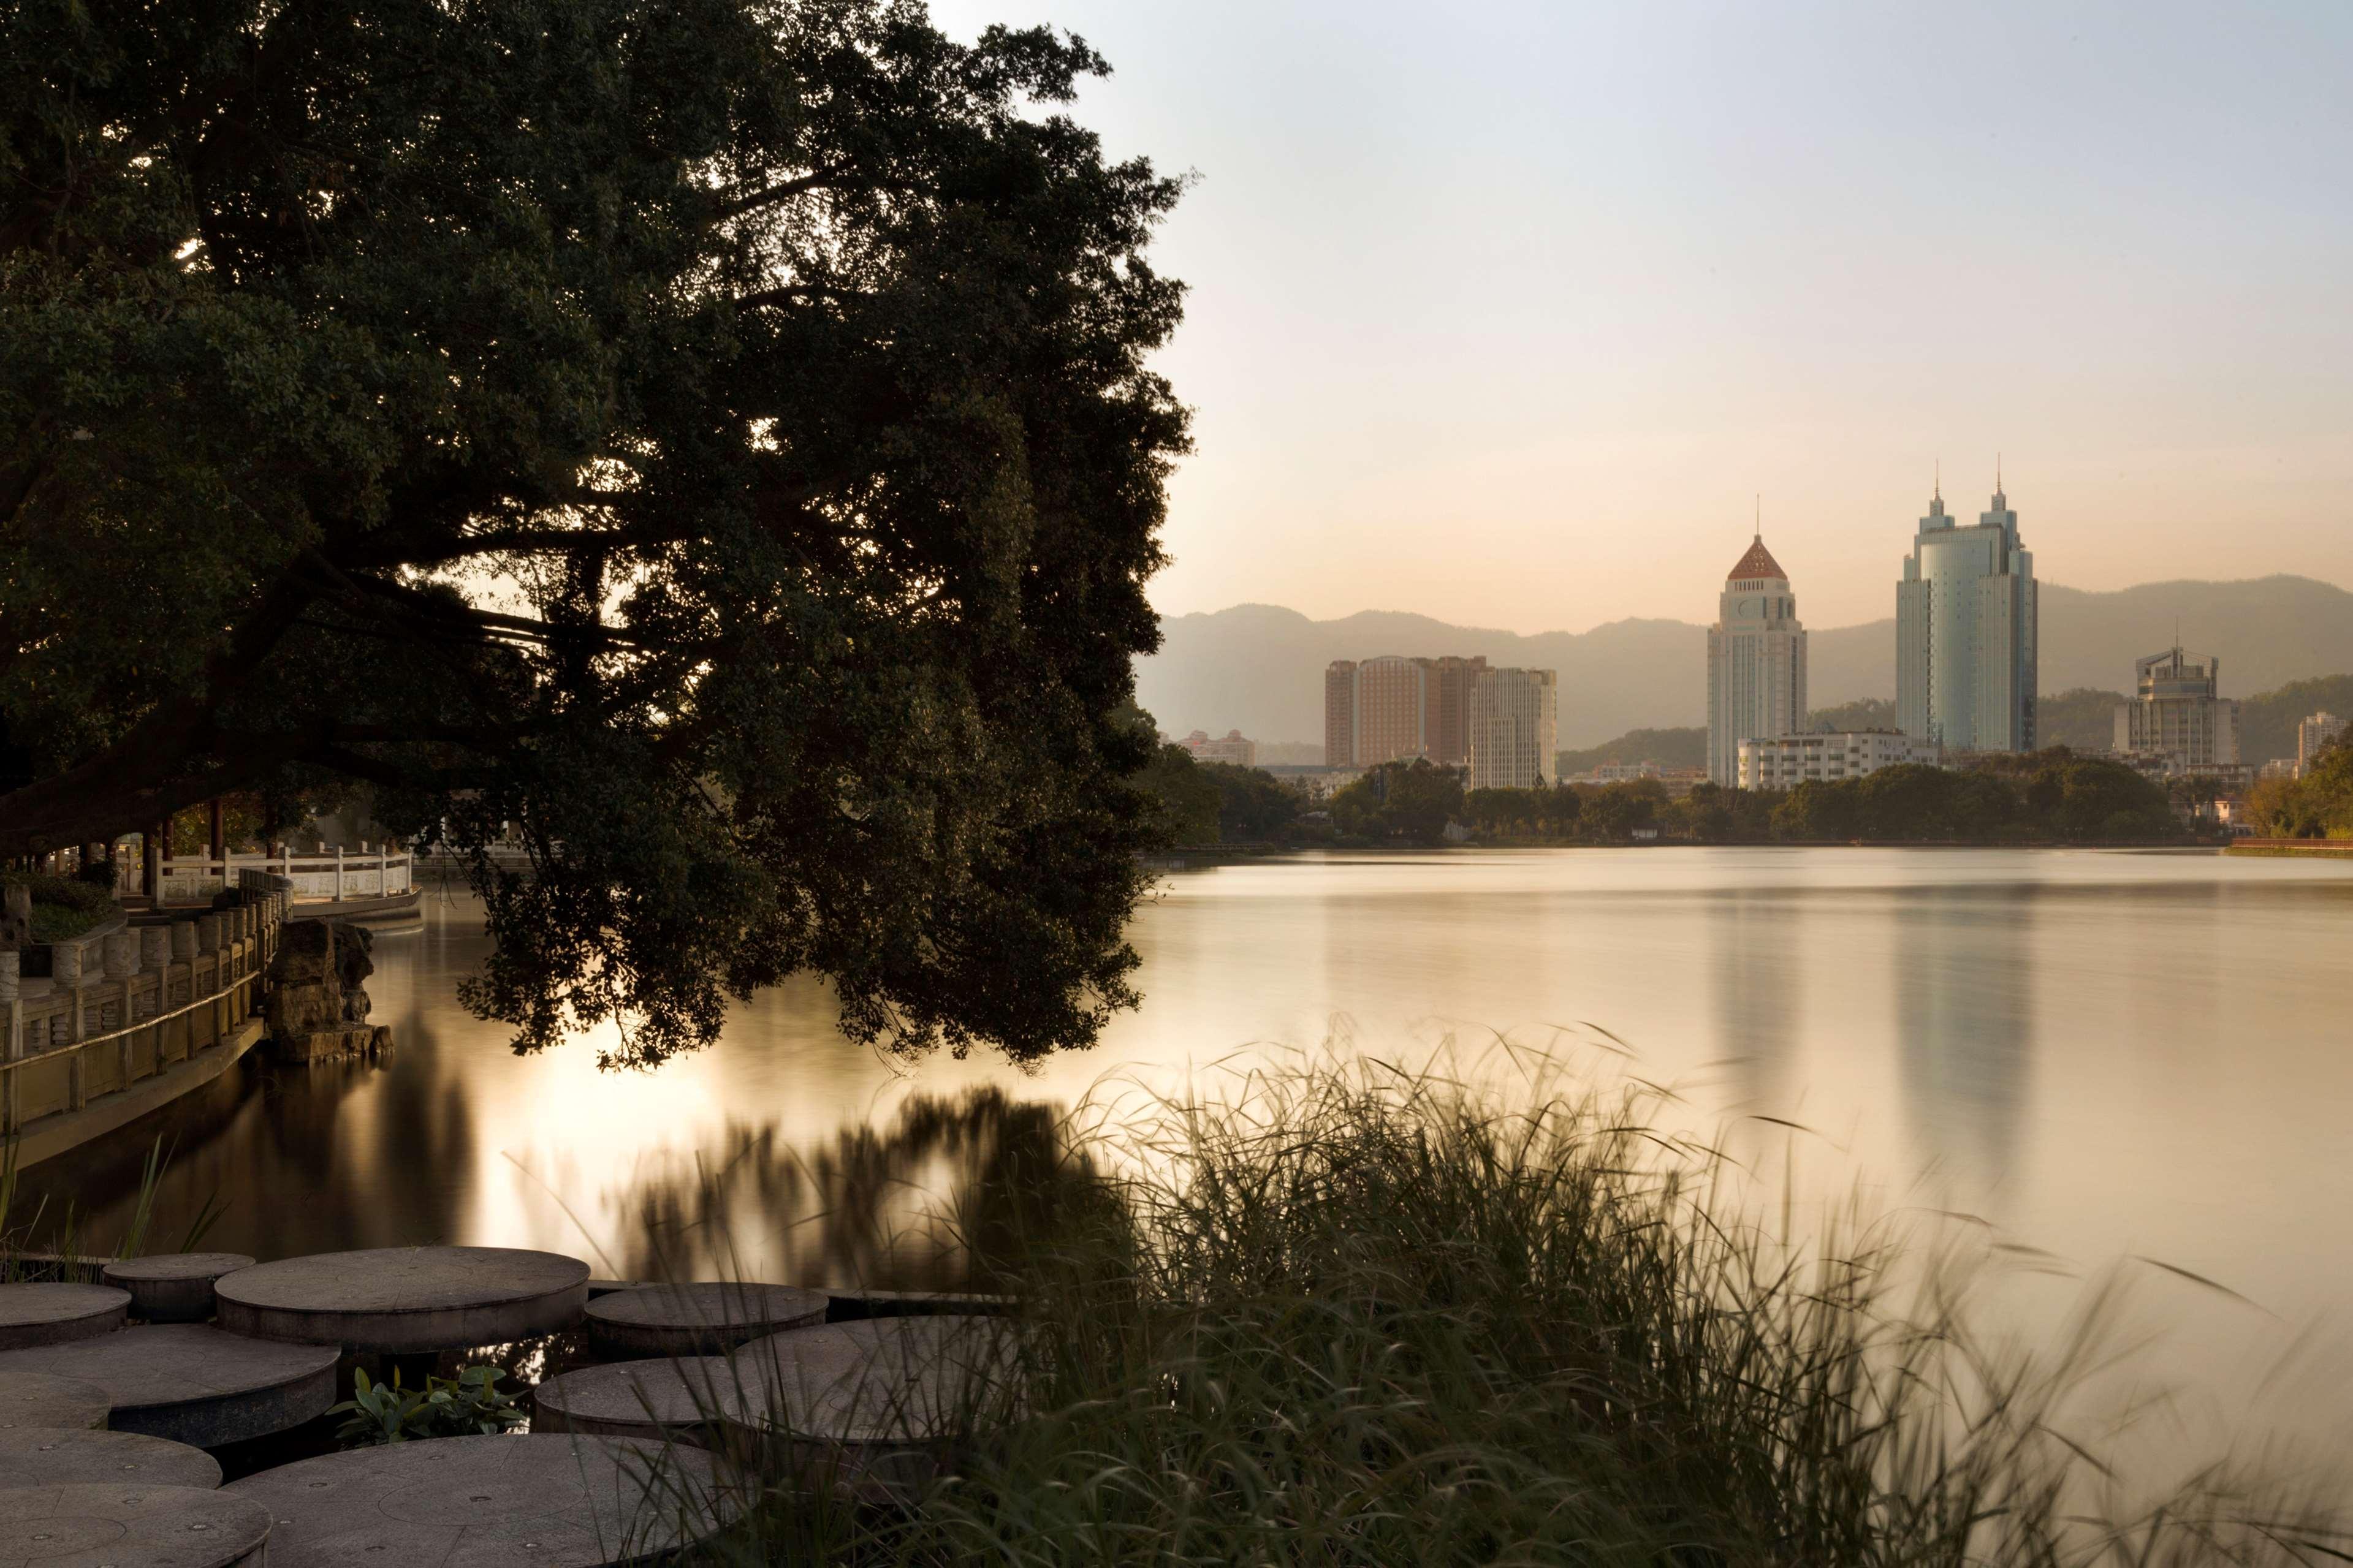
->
[927,1,2353,635]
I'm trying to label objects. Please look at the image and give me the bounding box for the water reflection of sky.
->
[21,848,2353,1461]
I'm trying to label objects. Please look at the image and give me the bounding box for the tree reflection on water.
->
[582,1088,1098,1288]
[8,1052,1093,1295]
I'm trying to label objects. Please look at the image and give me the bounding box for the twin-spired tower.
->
[1705,526,1808,787]
[1895,474,2038,752]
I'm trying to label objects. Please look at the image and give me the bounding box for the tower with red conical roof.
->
[1705,512,1809,787]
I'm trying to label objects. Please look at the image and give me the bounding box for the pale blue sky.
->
[929,1,2353,632]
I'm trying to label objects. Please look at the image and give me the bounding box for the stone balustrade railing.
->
[121,848,411,904]
[0,890,286,1135]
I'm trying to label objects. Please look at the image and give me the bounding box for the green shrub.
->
[1,873,116,944]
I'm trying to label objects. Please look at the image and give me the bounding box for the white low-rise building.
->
[1738,731,1940,790]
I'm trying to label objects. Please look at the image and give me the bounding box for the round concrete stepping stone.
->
[227,1433,736,1566]
[0,1483,269,1567]
[0,1427,224,1488]
[583,1282,827,1357]
[0,1282,131,1350]
[532,1357,744,1445]
[213,1246,589,1353]
[824,1287,1018,1321]
[102,1254,257,1324]
[0,1326,339,1446]
[723,1315,1024,1501]
[0,1369,112,1431]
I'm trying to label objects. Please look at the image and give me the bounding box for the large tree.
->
[0,1,1189,1066]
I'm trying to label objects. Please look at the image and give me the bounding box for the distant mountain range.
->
[1135,575,2353,751]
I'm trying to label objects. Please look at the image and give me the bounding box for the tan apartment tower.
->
[1469,667,1560,790]
[1323,654,1491,767]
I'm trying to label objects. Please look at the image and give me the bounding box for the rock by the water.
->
[264,921,388,1062]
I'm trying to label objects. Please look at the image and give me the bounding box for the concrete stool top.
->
[227,1434,737,1567]
[0,1426,224,1489]
[0,1282,131,1351]
[0,1325,340,1447]
[0,1483,270,1567]
[531,1357,743,1444]
[0,1369,112,1431]
[583,1282,827,1357]
[725,1314,1024,1444]
[102,1254,257,1324]
[213,1246,589,1352]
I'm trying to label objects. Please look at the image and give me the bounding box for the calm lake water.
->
[26,847,2353,1458]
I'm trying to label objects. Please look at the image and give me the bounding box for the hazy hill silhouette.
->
[1137,575,2353,751]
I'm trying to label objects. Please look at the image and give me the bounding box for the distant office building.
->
[1323,661,1356,767]
[1739,731,1940,790]
[2300,711,2348,776]
[1896,475,2038,752]
[1468,667,1559,790]
[1706,531,1807,786]
[1321,653,1489,768]
[2112,648,2238,771]
[1181,729,1258,767]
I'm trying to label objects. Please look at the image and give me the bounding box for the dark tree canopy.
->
[0,0,1189,1066]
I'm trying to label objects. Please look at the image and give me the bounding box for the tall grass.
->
[687,1051,2348,1567]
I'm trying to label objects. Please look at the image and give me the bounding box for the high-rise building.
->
[1896,474,2038,752]
[2299,711,2348,776]
[1323,661,1357,767]
[1705,532,1807,786]
[1469,667,1559,790]
[1322,653,1494,769]
[1352,656,1429,767]
[1425,656,1489,766]
[2113,648,2238,770]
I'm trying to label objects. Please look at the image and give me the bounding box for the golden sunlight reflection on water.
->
[25,846,2353,1471]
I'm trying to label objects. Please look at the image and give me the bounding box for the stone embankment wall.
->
[0,896,279,1140]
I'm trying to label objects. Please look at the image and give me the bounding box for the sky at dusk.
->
[929,0,2353,634]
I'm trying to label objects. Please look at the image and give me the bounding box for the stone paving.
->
[0,1281,130,1350]
[0,1241,1016,1562]
[226,1433,736,1567]
[724,1314,1022,1502]
[0,1483,270,1567]
[0,1368,111,1431]
[0,1426,224,1488]
[102,1253,256,1324]
[530,1356,742,1447]
[0,1325,340,1445]
[583,1280,827,1356]
[213,1246,590,1352]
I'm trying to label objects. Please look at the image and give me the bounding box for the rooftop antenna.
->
[1934,458,1941,501]
[1754,493,1760,541]
[1997,451,2004,493]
